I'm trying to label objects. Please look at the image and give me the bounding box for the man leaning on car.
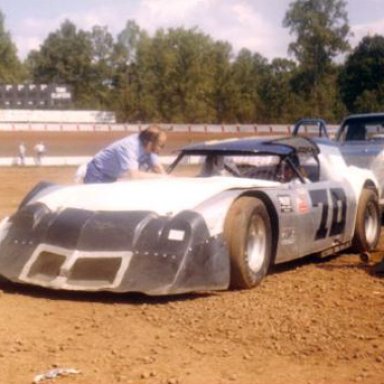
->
[83,125,167,183]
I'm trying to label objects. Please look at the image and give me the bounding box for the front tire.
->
[352,189,381,252]
[224,196,272,289]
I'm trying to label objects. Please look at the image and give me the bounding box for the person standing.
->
[18,142,26,166]
[83,125,167,183]
[34,142,46,165]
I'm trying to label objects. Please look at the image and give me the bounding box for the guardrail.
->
[0,122,339,134]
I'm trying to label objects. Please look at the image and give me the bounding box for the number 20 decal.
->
[309,188,347,240]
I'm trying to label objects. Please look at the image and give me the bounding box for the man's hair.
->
[139,125,165,145]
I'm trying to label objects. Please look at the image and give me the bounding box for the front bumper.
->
[0,203,230,295]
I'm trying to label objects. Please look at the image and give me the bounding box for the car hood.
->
[32,177,279,216]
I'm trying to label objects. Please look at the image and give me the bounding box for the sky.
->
[1,0,384,61]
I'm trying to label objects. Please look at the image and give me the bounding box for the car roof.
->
[180,136,320,157]
[342,113,384,125]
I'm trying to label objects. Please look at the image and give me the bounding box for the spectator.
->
[18,142,26,166]
[34,142,46,165]
[84,125,167,183]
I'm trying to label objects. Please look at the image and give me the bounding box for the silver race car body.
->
[0,137,380,295]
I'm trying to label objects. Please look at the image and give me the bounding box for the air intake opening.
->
[68,257,122,286]
[28,252,66,282]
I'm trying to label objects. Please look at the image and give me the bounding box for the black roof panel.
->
[342,113,384,125]
[180,135,319,156]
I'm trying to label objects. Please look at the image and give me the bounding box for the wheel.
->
[223,196,272,289]
[352,189,381,252]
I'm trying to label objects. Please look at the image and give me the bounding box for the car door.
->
[292,180,352,257]
[338,120,384,169]
[339,140,382,169]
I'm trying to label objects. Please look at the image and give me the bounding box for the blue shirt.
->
[87,134,159,182]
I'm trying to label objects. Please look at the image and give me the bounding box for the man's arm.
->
[123,165,167,179]
[120,145,167,179]
[151,162,166,174]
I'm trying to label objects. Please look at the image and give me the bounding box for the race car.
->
[0,136,380,295]
[293,114,384,206]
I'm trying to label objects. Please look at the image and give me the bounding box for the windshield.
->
[339,118,384,141]
[169,153,281,180]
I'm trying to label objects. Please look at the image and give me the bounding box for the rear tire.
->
[352,189,380,252]
[224,196,272,289]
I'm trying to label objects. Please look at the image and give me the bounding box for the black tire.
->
[224,196,272,289]
[352,189,381,252]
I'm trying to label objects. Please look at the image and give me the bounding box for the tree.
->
[284,0,350,71]
[354,87,384,113]
[230,49,269,123]
[111,20,149,121]
[283,0,350,116]
[27,20,94,107]
[0,10,25,82]
[339,35,384,113]
[210,41,237,123]
[115,20,144,66]
[258,58,298,123]
[87,25,115,108]
[125,27,223,123]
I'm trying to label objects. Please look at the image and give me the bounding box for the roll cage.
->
[292,118,328,138]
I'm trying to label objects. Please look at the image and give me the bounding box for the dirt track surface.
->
[0,130,258,157]
[0,132,383,384]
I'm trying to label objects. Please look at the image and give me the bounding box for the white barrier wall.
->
[0,110,116,123]
[0,122,339,134]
